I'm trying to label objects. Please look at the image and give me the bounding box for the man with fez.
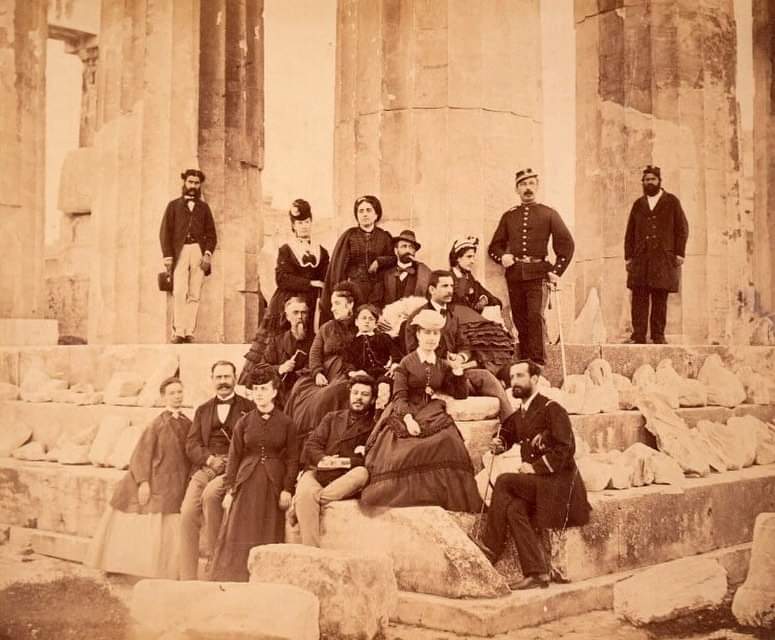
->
[624,165,689,344]
[404,270,514,423]
[179,360,254,580]
[488,168,574,365]
[369,229,432,310]
[292,373,377,547]
[240,297,313,408]
[159,169,217,343]
[471,359,591,590]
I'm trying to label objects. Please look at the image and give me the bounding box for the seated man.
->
[293,373,376,547]
[369,229,431,310]
[472,360,591,590]
[404,270,515,422]
[261,297,314,408]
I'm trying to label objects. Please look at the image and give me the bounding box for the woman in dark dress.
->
[209,366,298,582]
[361,309,482,512]
[240,199,329,385]
[319,195,394,324]
[447,236,515,376]
[284,282,358,451]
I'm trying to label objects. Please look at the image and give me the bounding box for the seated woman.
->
[208,365,298,582]
[360,309,482,512]
[85,377,191,579]
[284,282,358,450]
[448,236,515,376]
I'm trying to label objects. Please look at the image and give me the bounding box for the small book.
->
[317,457,352,470]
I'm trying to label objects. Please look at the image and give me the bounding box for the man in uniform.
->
[471,359,591,590]
[159,169,217,343]
[624,165,689,344]
[488,168,574,365]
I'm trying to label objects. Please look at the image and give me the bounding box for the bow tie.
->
[397,265,415,274]
[302,252,316,266]
[169,410,182,419]
[216,398,235,406]
[438,307,448,317]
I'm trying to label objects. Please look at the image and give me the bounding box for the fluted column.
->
[575,0,744,343]
[334,0,544,297]
[0,0,47,320]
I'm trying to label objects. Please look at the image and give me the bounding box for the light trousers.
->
[179,470,226,580]
[173,243,205,338]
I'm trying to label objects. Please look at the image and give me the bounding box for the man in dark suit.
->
[488,168,574,365]
[404,270,514,422]
[369,229,432,310]
[624,165,690,344]
[293,373,376,547]
[159,169,217,343]
[179,360,254,580]
[471,360,591,590]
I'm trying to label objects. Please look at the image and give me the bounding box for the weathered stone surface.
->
[131,579,320,640]
[568,288,607,344]
[632,364,680,409]
[88,415,130,466]
[621,443,657,487]
[102,372,144,404]
[105,426,142,470]
[698,355,747,408]
[648,450,686,486]
[732,512,775,628]
[0,320,58,346]
[749,418,775,465]
[442,396,500,421]
[19,365,68,402]
[0,424,32,457]
[614,557,727,625]
[54,444,90,466]
[576,456,612,491]
[0,383,19,401]
[637,393,710,476]
[248,544,397,640]
[319,501,510,598]
[11,442,47,461]
[736,366,772,405]
[612,373,638,410]
[136,354,178,408]
[696,420,757,471]
[475,447,522,505]
[457,419,498,472]
[45,425,97,464]
[655,359,708,407]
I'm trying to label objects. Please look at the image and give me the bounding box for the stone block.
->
[28,529,90,563]
[456,419,498,472]
[319,500,510,598]
[732,512,775,628]
[614,557,727,625]
[698,354,747,408]
[248,544,397,640]
[0,423,32,457]
[0,320,58,346]
[434,395,500,422]
[736,366,772,405]
[105,426,142,469]
[0,349,19,385]
[131,579,320,640]
[696,419,757,471]
[102,372,144,404]
[655,359,708,407]
[576,456,613,492]
[136,353,178,407]
[57,147,97,214]
[88,415,131,466]
[568,288,607,345]
[11,442,47,461]
[0,383,19,401]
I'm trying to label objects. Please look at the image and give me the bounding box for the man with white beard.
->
[261,297,314,409]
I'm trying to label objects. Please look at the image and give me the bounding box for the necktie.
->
[185,197,195,212]
[439,308,448,317]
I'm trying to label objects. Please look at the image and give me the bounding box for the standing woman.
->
[86,377,191,579]
[240,199,329,385]
[209,365,298,582]
[319,195,394,324]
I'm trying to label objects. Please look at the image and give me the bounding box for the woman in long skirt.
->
[361,309,482,512]
[209,365,298,582]
[86,377,191,578]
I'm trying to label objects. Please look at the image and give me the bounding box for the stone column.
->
[74,39,98,148]
[753,0,775,313]
[197,0,264,343]
[0,0,47,320]
[334,0,544,299]
[575,0,744,343]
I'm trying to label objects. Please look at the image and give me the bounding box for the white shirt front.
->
[646,189,664,211]
[216,392,236,423]
[520,389,540,413]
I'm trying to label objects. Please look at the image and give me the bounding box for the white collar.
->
[216,392,236,402]
[167,408,183,419]
[646,189,663,209]
[288,237,320,267]
[429,300,447,313]
[417,350,437,365]
[356,331,375,337]
[521,389,540,412]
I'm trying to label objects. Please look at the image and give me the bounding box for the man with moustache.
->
[624,165,689,344]
[404,271,515,423]
[292,373,377,547]
[470,360,591,590]
[240,297,313,407]
[488,168,574,365]
[369,229,432,309]
[159,169,217,344]
[179,360,254,580]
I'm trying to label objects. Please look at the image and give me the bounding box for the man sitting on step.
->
[179,360,254,580]
[292,373,376,547]
[471,359,591,590]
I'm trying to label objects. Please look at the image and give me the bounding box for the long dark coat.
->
[500,394,591,530]
[624,191,689,293]
[159,197,217,267]
[110,411,192,514]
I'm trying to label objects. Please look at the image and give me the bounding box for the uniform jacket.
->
[185,394,255,468]
[488,203,574,282]
[301,408,375,469]
[110,411,191,514]
[159,197,217,266]
[624,191,689,293]
[369,260,432,307]
[500,393,591,529]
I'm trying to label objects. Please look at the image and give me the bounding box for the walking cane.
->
[474,422,503,540]
[551,282,568,384]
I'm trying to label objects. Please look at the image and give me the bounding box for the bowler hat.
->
[393,229,421,250]
[515,167,539,185]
